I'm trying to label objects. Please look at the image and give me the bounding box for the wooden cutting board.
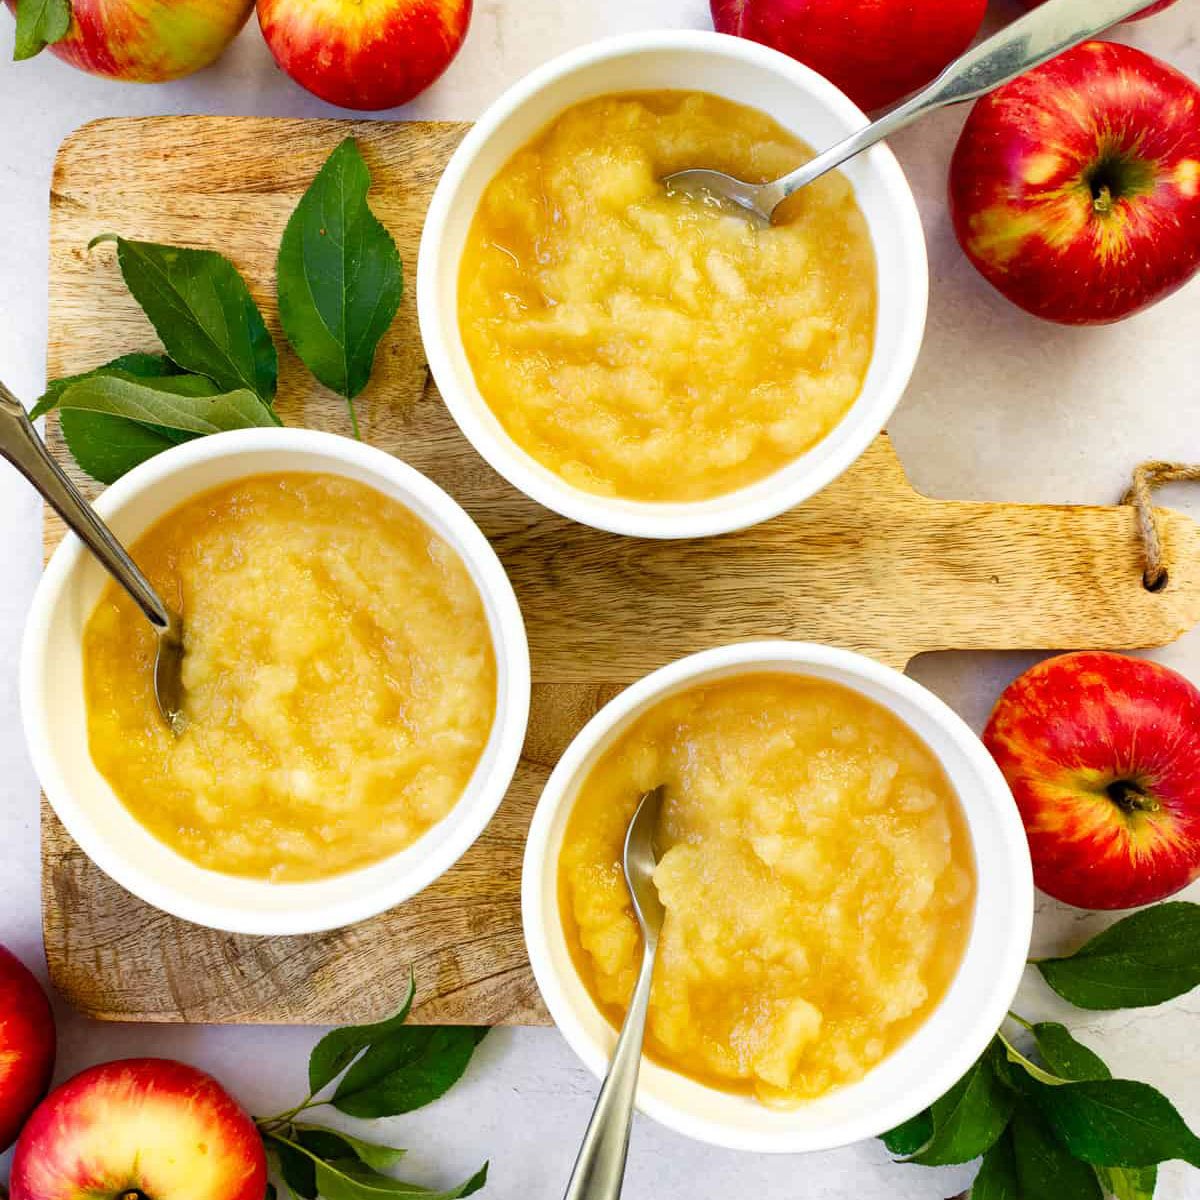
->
[41,116,1200,1026]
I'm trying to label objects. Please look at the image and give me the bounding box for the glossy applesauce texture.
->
[458,91,877,503]
[81,473,496,882]
[558,673,976,1104]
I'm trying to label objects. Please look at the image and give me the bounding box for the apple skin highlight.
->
[950,41,1200,326]
[710,0,988,112]
[257,0,471,110]
[0,947,56,1153]
[4,0,253,81]
[984,651,1200,911]
[9,1058,267,1200]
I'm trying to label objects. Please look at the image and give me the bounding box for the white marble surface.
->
[1,2,1199,1197]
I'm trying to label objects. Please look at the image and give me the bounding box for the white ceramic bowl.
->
[522,642,1033,1153]
[418,30,928,539]
[21,428,531,936]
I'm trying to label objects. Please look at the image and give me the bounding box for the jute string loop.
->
[1120,462,1200,592]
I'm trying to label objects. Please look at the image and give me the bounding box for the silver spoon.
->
[666,0,1156,223]
[0,380,186,732]
[563,785,666,1200]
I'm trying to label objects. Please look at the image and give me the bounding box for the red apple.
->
[1020,0,1181,23]
[5,0,253,81]
[257,0,471,111]
[10,1058,267,1200]
[0,947,55,1152]
[984,652,1200,911]
[711,0,988,112]
[950,41,1200,325]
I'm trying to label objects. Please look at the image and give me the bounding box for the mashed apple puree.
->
[458,91,877,502]
[558,674,975,1104]
[82,473,496,882]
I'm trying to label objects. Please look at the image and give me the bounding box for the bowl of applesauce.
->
[418,30,927,538]
[21,429,530,935]
[522,642,1033,1152]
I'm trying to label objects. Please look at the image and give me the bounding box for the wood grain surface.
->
[41,116,1200,1025]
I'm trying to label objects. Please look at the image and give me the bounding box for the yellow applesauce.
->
[81,473,497,882]
[457,91,877,502]
[558,674,976,1104]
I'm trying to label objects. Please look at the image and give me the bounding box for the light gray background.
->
[1,2,1199,1196]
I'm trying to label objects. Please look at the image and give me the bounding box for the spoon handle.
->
[562,940,658,1200]
[766,0,1155,209]
[0,380,172,631]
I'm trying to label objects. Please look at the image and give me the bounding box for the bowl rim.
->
[521,640,1034,1152]
[417,28,930,539]
[20,427,531,936]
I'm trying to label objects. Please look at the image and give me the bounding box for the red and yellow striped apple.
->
[0,946,55,1153]
[950,41,1200,325]
[711,0,989,112]
[9,1058,267,1200]
[257,0,471,111]
[984,652,1200,911]
[4,0,253,81]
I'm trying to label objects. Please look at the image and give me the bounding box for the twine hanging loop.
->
[1120,462,1200,592]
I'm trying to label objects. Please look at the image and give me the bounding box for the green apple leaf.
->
[294,1125,406,1173]
[1011,1102,1102,1200]
[972,1128,1020,1200]
[91,234,278,402]
[36,354,198,485]
[1094,1164,1158,1200]
[907,1048,1016,1166]
[1032,1024,1112,1083]
[880,1108,933,1156]
[56,374,278,435]
[54,367,221,484]
[307,971,416,1094]
[276,137,402,438]
[1032,1078,1200,1169]
[30,352,183,420]
[273,1136,317,1200]
[53,371,279,483]
[312,1159,487,1200]
[13,0,70,61]
[269,1134,485,1200]
[59,410,179,485]
[997,1030,1067,1088]
[1035,903,1200,1010]
[331,1026,489,1119]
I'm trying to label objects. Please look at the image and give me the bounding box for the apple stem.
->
[255,1096,324,1134]
[1105,779,1160,815]
[1093,184,1114,216]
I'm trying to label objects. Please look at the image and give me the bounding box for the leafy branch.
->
[881,901,1200,1199]
[254,973,490,1200]
[33,137,403,481]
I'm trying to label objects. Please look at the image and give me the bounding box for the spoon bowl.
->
[153,610,187,734]
[664,169,778,225]
[662,0,1156,223]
